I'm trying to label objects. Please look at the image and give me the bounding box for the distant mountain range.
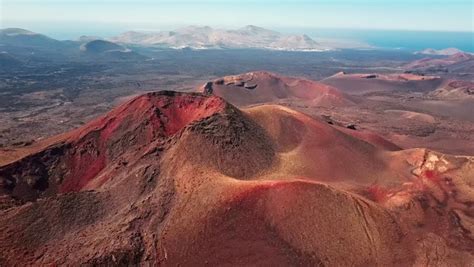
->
[1,26,471,60]
[0,28,149,62]
[109,25,330,51]
[0,26,331,52]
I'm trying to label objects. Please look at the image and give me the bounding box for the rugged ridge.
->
[0,91,473,265]
[201,71,353,107]
[110,25,328,51]
[405,52,474,70]
[0,91,229,202]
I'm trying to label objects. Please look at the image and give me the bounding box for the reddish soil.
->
[430,80,474,99]
[405,52,474,69]
[0,91,473,265]
[334,125,401,151]
[0,91,229,200]
[322,72,443,94]
[200,71,353,107]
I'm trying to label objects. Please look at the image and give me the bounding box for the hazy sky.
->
[1,0,473,37]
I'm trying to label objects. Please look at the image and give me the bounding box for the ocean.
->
[283,28,474,52]
[20,23,474,53]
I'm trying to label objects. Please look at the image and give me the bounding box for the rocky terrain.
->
[110,25,329,51]
[404,52,474,75]
[322,72,443,95]
[1,27,474,265]
[1,90,473,265]
[0,36,439,150]
[200,71,352,107]
[196,71,474,157]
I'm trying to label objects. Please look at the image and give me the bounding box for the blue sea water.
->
[23,23,474,53]
[280,28,474,52]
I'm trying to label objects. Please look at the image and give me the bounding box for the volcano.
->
[322,72,443,95]
[405,52,474,70]
[200,71,353,107]
[1,91,473,265]
[430,80,474,99]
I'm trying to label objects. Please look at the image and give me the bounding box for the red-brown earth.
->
[321,72,443,95]
[200,71,353,107]
[405,52,474,70]
[430,80,474,99]
[317,71,474,156]
[0,90,473,265]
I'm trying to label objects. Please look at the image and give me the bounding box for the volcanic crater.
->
[0,89,473,265]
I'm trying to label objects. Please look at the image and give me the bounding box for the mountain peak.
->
[242,25,265,31]
[239,25,277,34]
[178,25,214,33]
[0,28,37,36]
[109,25,323,51]
[78,35,102,42]
[449,51,473,60]
[80,39,124,53]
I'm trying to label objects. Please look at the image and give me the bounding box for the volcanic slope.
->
[430,80,474,99]
[322,72,443,95]
[405,52,474,70]
[0,91,473,266]
[200,71,353,107]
